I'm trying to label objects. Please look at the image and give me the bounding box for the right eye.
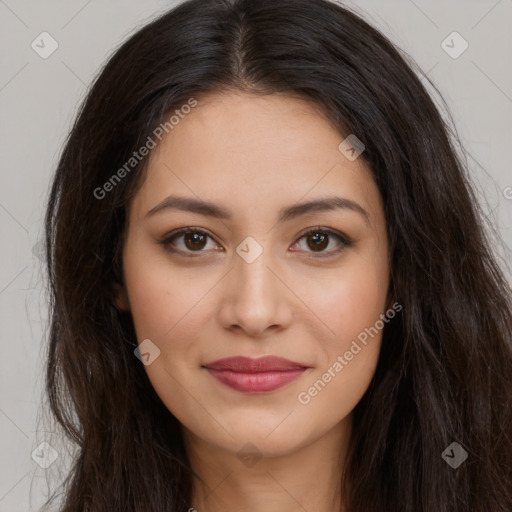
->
[159,228,223,256]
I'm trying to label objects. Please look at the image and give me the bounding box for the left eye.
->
[291,228,351,256]
[160,227,351,257]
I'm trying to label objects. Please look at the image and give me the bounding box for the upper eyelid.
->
[165,227,219,244]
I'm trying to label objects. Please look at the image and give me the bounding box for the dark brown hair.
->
[41,0,512,510]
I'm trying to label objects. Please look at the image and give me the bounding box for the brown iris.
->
[306,232,329,251]
[184,232,208,251]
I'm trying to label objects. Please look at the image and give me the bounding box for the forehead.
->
[131,91,381,224]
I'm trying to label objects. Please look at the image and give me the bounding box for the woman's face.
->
[117,91,390,459]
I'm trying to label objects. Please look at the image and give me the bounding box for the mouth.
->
[202,356,310,393]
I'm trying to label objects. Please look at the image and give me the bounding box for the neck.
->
[183,414,352,512]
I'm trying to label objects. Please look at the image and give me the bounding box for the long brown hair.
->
[41,0,512,510]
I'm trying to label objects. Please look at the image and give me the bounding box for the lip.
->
[203,356,310,393]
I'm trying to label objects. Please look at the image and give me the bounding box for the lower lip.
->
[205,368,307,393]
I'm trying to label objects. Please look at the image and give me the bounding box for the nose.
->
[216,246,293,338]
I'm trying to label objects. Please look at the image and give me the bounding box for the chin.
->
[198,421,312,458]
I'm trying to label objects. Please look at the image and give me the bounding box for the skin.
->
[116,91,391,512]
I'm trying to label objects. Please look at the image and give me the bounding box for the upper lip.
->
[203,356,309,373]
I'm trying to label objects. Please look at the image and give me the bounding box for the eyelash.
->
[159,226,353,258]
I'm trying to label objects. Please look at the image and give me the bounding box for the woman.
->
[42,0,512,510]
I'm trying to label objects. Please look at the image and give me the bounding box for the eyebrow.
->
[145,194,370,225]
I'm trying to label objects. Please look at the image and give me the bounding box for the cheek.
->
[295,273,387,426]
[298,253,389,347]
[122,243,209,340]
[122,253,211,420]
[124,269,181,340]
[295,252,388,410]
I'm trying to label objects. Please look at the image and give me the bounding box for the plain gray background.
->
[1,0,511,510]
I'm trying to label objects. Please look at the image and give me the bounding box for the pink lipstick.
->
[203,356,309,393]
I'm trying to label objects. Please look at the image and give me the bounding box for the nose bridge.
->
[233,236,279,304]
[218,234,292,336]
